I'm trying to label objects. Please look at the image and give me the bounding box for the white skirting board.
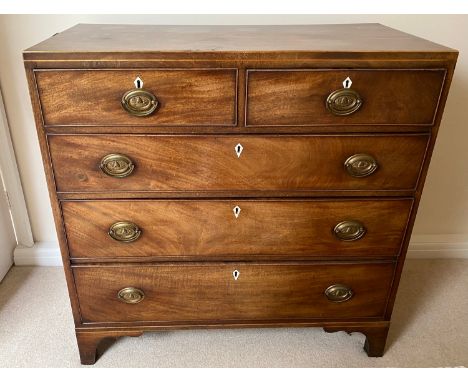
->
[13,235,468,266]
[14,242,62,266]
[406,234,468,259]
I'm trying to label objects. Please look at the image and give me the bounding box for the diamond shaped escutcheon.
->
[235,143,243,158]
[134,76,143,89]
[233,206,241,218]
[343,77,352,88]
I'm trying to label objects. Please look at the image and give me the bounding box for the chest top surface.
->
[23,23,457,61]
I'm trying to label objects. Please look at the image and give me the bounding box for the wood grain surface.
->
[62,199,412,260]
[73,262,395,323]
[35,69,237,126]
[48,134,429,193]
[246,69,445,126]
[24,24,457,62]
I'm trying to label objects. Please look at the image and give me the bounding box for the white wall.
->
[0,15,467,252]
[0,172,16,280]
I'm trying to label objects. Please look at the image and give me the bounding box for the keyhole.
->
[235,143,243,158]
[134,76,143,89]
[233,205,241,218]
[342,77,352,89]
[233,270,240,280]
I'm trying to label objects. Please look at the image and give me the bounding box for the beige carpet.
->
[0,259,467,367]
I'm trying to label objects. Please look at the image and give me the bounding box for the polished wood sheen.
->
[35,69,237,126]
[73,262,395,323]
[62,199,412,260]
[24,24,458,61]
[48,134,429,192]
[24,23,458,364]
[246,69,445,126]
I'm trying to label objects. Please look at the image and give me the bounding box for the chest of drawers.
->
[24,23,457,365]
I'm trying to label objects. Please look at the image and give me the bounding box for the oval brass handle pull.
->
[109,221,141,243]
[333,220,366,241]
[326,88,362,116]
[117,287,145,304]
[344,154,378,177]
[100,153,135,178]
[325,284,353,302]
[121,89,158,117]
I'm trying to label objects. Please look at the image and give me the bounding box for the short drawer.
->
[35,69,237,126]
[73,262,395,323]
[62,199,412,260]
[49,134,428,192]
[246,69,445,126]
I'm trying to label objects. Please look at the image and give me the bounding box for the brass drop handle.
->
[121,88,159,117]
[100,153,135,178]
[117,287,145,304]
[344,154,378,177]
[326,88,362,116]
[333,220,366,241]
[109,221,141,243]
[325,284,353,302]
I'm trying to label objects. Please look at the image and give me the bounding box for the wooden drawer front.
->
[35,69,237,126]
[49,134,428,192]
[246,69,445,126]
[73,262,395,323]
[62,199,411,260]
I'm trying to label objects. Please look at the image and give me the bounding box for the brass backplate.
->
[100,153,135,178]
[344,153,378,178]
[117,287,145,304]
[121,89,158,117]
[326,88,362,116]
[333,220,366,241]
[108,221,141,243]
[324,284,354,302]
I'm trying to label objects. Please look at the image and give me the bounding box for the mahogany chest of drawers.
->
[24,23,457,365]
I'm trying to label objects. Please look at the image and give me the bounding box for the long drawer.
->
[73,262,395,323]
[35,69,237,126]
[49,134,428,192]
[62,199,412,260]
[246,69,445,126]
